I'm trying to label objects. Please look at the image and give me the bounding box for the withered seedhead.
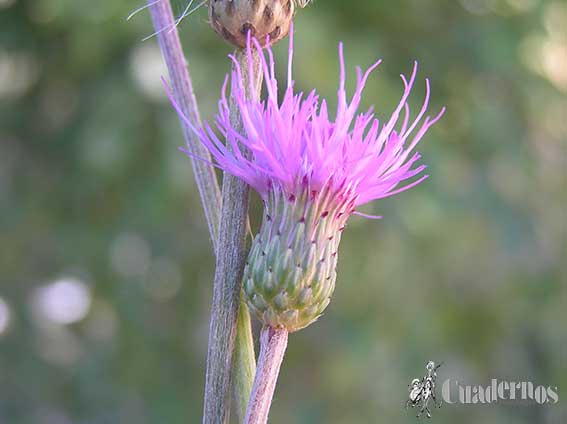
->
[209,0,295,48]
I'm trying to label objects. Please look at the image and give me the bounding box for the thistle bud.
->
[209,0,295,48]
[242,186,349,332]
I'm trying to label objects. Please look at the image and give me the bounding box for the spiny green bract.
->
[243,188,346,332]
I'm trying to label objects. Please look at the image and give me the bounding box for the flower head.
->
[209,0,296,48]
[173,30,444,216]
[167,28,444,331]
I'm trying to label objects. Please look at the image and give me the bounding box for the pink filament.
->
[168,24,445,218]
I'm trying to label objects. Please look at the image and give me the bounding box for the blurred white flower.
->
[0,296,12,336]
[31,277,92,325]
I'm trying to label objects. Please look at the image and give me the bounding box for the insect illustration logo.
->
[406,361,443,419]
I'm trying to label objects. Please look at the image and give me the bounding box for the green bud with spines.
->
[243,184,353,332]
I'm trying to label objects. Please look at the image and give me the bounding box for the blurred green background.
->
[0,0,565,423]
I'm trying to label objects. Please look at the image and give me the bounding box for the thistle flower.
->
[168,29,445,333]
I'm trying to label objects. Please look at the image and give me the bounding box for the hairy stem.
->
[146,3,260,422]
[147,0,221,252]
[245,327,289,424]
[203,49,262,424]
[146,2,261,421]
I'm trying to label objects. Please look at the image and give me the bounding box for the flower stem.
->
[145,2,261,421]
[230,50,263,423]
[245,327,289,424]
[146,0,221,252]
[203,49,262,424]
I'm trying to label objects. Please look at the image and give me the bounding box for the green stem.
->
[233,299,256,423]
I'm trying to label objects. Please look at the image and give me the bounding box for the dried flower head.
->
[209,0,295,48]
[168,28,445,332]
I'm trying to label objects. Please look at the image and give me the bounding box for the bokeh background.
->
[1,0,565,423]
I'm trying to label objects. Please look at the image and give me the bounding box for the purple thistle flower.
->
[167,28,445,331]
[170,29,444,218]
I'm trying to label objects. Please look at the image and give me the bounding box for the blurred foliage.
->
[0,0,565,423]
